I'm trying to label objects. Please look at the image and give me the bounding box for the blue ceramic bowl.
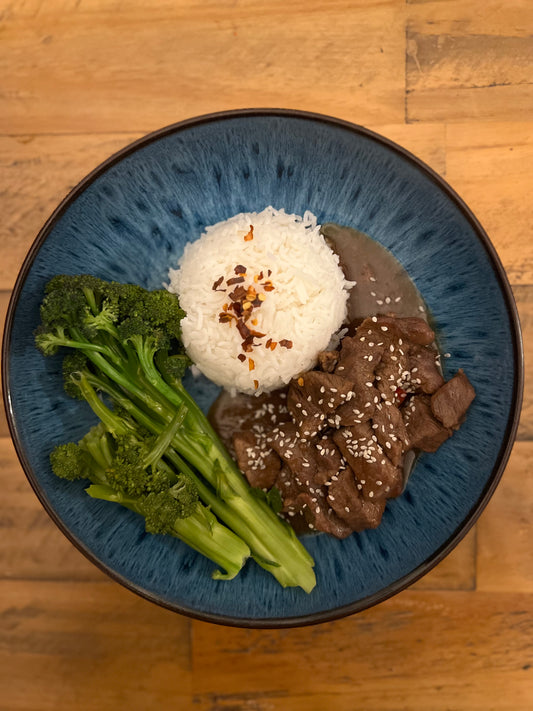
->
[2,110,523,627]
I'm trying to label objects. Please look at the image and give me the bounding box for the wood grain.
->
[0,580,192,711]
[0,437,105,581]
[191,590,533,710]
[0,1,406,134]
[0,134,142,291]
[406,7,533,122]
[1,1,532,709]
[445,123,533,285]
[477,442,533,593]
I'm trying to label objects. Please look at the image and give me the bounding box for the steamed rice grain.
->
[167,207,352,395]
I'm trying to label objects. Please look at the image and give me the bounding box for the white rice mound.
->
[167,207,352,395]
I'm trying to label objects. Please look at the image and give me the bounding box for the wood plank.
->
[477,441,533,593]
[0,437,104,581]
[0,2,406,134]
[0,580,192,711]
[191,590,533,711]
[406,27,533,122]
[445,123,533,286]
[407,0,533,37]
[0,133,142,290]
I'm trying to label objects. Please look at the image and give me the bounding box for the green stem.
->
[86,484,249,580]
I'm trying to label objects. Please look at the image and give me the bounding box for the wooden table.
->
[1,2,532,709]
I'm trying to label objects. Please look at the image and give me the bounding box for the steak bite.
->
[327,467,386,531]
[403,395,452,452]
[334,324,384,384]
[233,429,281,490]
[287,370,355,438]
[431,369,476,428]
[275,466,354,539]
[371,401,410,467]
[332,424,403,501]
[409,344,445,394]
[377,315,436,346]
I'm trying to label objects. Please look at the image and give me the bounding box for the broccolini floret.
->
[35,274,316,591]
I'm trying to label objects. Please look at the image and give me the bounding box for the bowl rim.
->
[1,108,524,628]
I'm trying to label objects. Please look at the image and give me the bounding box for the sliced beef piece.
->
[268,421,323,490]
[210,388,290,455]
[313,434,346,486]
[376,316,435,346]
[295,489,354,538]
[333,424,403,501]
[375,340,410,403]
[431,369,476,429]
[275,466,353,538]
[409,344,444,394]
[317,350,339,373]
[287,371,355,438]
[233,428,281,490]
[334,327,384,384]
[333,380,376,426]
[371,401,410,466]
[326,467,386,531]
[403,395,452,452]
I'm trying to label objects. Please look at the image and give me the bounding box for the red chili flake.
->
[395,387,408,405]
[232,302,243,317]
[253,379,259,390]
[297,377,304,387]
[267,269,272,277]
[236,320,251,340]
[244,225,254,241]
[263,283,275,292]
[248,329,266,338]
[265,338,272,349]
[212,276,225,291]
[269,341,277,351]
[279,339,293,349]
[218,312,234,324]
[248,358,255,371]
[234,264,247,274]
[228,285,247,302]
[242,339,254,353]
[227,276,245,286]
[237,354,246,362]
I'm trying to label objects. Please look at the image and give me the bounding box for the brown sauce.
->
[209,224,428,490]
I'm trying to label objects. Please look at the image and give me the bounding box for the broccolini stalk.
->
[50,422,249,580]
[36,274,316,592]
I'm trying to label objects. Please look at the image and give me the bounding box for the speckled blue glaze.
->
[4,111,522,626]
